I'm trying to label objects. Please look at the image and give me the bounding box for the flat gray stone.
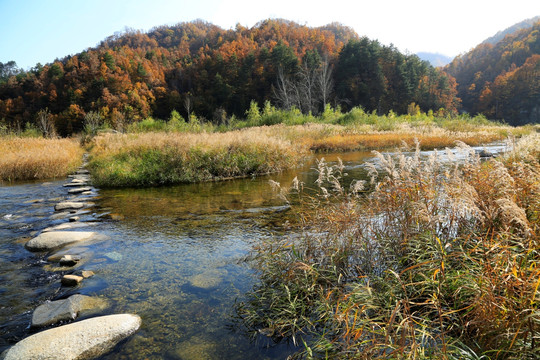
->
[25,231,98,251]
[55,202,85,211]
[68,187,92,194]
[31,294,108,327]
[2,314,141,360]
[42,222,97,232]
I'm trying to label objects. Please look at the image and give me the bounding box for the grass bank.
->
[87,129,310,187]
[0,137,83,182]
[237,134,540,359]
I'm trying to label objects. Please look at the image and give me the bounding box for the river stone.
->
[80,270,95,278]
[25,231,98,251]
[43,222,97,232]
[62,274,84,286]
[55,202,85,211]
[1,314,141,360]
[63,182,89,187]
[188,269,225,290]
[174,336,218,360]
[68,187,92,194]
[48,246,91,262]
[59,255,80,266]
[76,169,90,175]
[104,251,123,261]
[31,294,108,327]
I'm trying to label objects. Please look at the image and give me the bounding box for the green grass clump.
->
[237,134,540,359]
[88,130,309,187]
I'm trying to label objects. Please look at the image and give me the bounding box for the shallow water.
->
[0,143,507,359]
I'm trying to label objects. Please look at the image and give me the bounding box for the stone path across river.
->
[1,155,141,360]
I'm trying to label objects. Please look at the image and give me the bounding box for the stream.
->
[0,143,507,359]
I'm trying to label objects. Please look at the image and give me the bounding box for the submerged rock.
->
[188,269,226,290]
[25,231,98,251]
[80,270,95,278]
[2,314,141,360]
[31,294,108,327]
[104,251,123,261]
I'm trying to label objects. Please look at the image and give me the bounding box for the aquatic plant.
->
[238,134,540,359]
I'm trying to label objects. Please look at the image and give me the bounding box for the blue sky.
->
[1,0,539,70]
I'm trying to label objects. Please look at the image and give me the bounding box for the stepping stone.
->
[68,187,92,194]
[69,216,80,222]
[42,222,96,232]
[63,182,88,187]
[31,294,108,327]
[25,231,98,251]
[61,274,83,286]
[81,191,93,195]
[76,169,90,174]
[2,314,141,360]
[55,202,85,211]
[59,255,81,267]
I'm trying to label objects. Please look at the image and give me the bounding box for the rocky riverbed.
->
[1,156,141,360]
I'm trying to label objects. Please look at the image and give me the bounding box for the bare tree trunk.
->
[37,108,56,138]
[184,94,192,118]
[274,67,295,110]
[317,56,334,110]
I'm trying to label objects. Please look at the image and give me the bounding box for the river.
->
[0,143,507,359]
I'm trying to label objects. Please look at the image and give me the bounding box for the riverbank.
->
[1,110,536,186]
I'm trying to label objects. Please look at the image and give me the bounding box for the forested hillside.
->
[446,20,540,125]
[0,19,458,136]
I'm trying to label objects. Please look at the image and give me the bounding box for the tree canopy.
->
[0,19,460,135]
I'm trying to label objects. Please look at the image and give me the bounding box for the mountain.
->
[416,52,453,67]
[0,19,459,135]
[482,16,540,45]
[446,19,540,125]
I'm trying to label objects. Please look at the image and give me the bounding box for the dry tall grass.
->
[238,134,540,359]
[266,123,513,152]
[0,137,83,181]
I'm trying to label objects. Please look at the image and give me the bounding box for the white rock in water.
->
[1,314,141,360]
[25,231,98,251]
[68,187,92,194]
[55,202,85,211]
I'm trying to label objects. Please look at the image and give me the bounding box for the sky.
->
[1,0,539,70]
